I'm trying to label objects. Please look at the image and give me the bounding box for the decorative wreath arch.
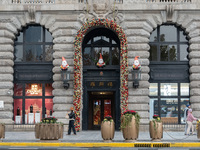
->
[73,18,128,131]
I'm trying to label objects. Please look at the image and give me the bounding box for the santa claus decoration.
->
[60,56,69,70]
[132,56,141,70]
[96,53,105,68]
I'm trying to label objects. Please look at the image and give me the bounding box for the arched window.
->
[149,25,188,62]
[14,25,53,62]
[149,25,190,125]
[13,25,54,124]
[83,28,120,67]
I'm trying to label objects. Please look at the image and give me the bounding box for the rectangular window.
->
[45,99,53,117]
[169,45,177,61]
[45,84,53,96]
[160,45,168,61]
[150,45,157,61]
[161,83,178,96]
[149,98,158,120]
[25,83,42,96]
[14,45,23,62]
[181,83,189,96]
[14,84,23,96]
[149,83,158,96]
[160,98,178,123]
[14,99,22,124]
[25,99,42,124]
[180,98,190,124]
[83,47,91,65]
[180,44,188,61]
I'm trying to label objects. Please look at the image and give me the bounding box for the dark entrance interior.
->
[88,92,115,130]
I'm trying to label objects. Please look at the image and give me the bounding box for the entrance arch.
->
[73,19,128,131]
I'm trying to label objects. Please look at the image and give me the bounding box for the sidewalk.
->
[0,130,200,148]
[3,131,199,143]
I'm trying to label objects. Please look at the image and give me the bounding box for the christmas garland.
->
[73,18,128,131]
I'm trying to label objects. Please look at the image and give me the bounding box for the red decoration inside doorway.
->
[74,18,129,131]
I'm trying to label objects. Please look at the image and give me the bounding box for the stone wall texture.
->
[0,0,198,130]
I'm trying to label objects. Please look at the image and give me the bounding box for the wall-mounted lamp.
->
[60,57,70,89]
[132,56,141,88]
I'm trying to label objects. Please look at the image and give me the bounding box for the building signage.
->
[88,81,114,88]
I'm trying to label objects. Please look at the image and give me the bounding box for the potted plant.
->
[120,110,140,141]
[0,123,5,139]
[35,117,64,140]
[149,115,163,141]
[101,115,115,141]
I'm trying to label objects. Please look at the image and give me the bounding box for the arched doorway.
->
[73,19,128,131]
[13,25,54,124]
[82,27,120,130]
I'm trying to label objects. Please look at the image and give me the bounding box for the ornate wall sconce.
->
[131,56,141,88]
[60,57,70,89]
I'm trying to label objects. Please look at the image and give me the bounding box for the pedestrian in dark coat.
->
[67,107,76,135]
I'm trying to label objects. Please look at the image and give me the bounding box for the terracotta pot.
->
[101,121,115,140]
[121,115,139,141]
[35,123,64,140]
[149,121,163,141]
[0,124,5,139]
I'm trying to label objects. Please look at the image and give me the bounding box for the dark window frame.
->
[149,24,189,62]
[14,25,53,63]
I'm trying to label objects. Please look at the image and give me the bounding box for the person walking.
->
[184,104,190,135]
[186,109,198,135]
[67,107,76,135]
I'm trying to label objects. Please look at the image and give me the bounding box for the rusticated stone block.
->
[190,96,200,103]
[128,59,149,66]
[190,88,200,96]
[190,59,200,66]
[128,96,149,103]
[53,44,74,51]
[52,29,77,38]
[0,74,13,81]
[52,89,73,96]
[53,96,73,104]
[128,81,150,88]
[128,43,150,51]
[0,82,13,89]
[0,60,13,66]
[0,45,13,52]
[0,67,13,73]
[53,52,74,59]
[190,81,200,88]
[128,51,149,58]
[0,111,12,119]
[129,88,149,96]
[190,66,200,73]
[125,29,150,37]
[128,103,149,111]
[189,51,200,59]
[127,36,149,43]
[49,22,81,33]
[190,73,200,81]
[0,52,13,59]
[53,36,75,44]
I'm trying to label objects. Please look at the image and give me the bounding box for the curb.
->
[0,142,199,147]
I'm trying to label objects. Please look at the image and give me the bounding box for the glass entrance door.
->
[89,92,114,130]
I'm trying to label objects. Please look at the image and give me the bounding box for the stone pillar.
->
[0,24,16,124]
[124,16,151,131]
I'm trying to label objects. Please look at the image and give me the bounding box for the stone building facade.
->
[0,0,199,131]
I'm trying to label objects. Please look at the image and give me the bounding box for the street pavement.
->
[2,130,200,143]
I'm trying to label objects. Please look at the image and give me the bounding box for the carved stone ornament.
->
[28,5,36,23]
[78,0,124,24]
[166,4,174,22]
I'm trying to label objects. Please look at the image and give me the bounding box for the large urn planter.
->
[121,110,140,142]
[35,123,64,140]
[101,121,115,141]
[149,121,163,141]
[0,124,5,139]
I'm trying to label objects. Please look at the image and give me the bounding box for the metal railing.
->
[12,0,55,3]
[146,0,191,2]
[163,122,185,131]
